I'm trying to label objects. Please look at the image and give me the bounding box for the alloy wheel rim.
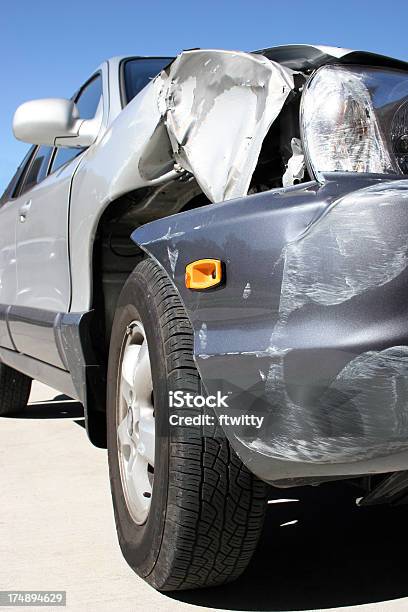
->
[117,320,155,525]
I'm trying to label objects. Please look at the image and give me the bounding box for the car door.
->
[11,73,104,366]
[0,147,34,349]
[14,144,69,311]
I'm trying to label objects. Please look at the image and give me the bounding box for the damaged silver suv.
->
[1,44,408,591]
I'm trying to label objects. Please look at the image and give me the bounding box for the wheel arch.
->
[82,185,209,447]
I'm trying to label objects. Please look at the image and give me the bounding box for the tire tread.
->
[0,363,32,416]
[134,259,266,591]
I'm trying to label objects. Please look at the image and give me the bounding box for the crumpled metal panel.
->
[157,50,294,202]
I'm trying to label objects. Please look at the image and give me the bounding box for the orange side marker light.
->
[185,259,223,290]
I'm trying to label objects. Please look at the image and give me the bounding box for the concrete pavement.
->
[1,381,408,611]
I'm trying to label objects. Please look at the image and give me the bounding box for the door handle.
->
[19,200,32,223]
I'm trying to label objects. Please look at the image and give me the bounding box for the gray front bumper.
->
[132,174,408,484]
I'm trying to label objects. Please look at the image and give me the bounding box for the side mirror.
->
[12,98,100,148]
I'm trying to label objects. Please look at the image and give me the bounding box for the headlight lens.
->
[301,64,408,178]
[391,100,408,174]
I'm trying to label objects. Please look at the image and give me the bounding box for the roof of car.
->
[106,44,408,74]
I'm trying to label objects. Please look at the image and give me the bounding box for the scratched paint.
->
[274,181,408,339]
[246,180,408,463]
[243,282,252,299]
[199,323,208,352]
[241,346,408,463]
[167,245,179,277]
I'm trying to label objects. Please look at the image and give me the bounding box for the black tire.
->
[0,363,32,416]
[107,258,267,591]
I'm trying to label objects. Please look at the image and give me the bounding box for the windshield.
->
[123,57,173,104]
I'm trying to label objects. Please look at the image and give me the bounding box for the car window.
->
[0,147,35,206]
[123,58,173,104]
[51,147,83,173]
[75,74,102,119]
[19,146,54,196]
[49,74,102,174]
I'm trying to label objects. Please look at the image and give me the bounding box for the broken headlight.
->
[391,100,408,174]
[301,64,408,178]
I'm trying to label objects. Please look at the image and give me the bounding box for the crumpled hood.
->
[156,49,294,202]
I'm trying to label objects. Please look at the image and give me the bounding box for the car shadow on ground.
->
[8,398,408,610]
[167,480,408,611]
[7,395,85,420]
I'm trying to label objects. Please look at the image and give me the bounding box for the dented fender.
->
[132,175,408,483]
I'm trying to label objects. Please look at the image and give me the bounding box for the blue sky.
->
[1,0,407,191]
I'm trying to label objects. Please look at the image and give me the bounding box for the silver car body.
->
[3,43,406,472]
[1,46,349,313]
